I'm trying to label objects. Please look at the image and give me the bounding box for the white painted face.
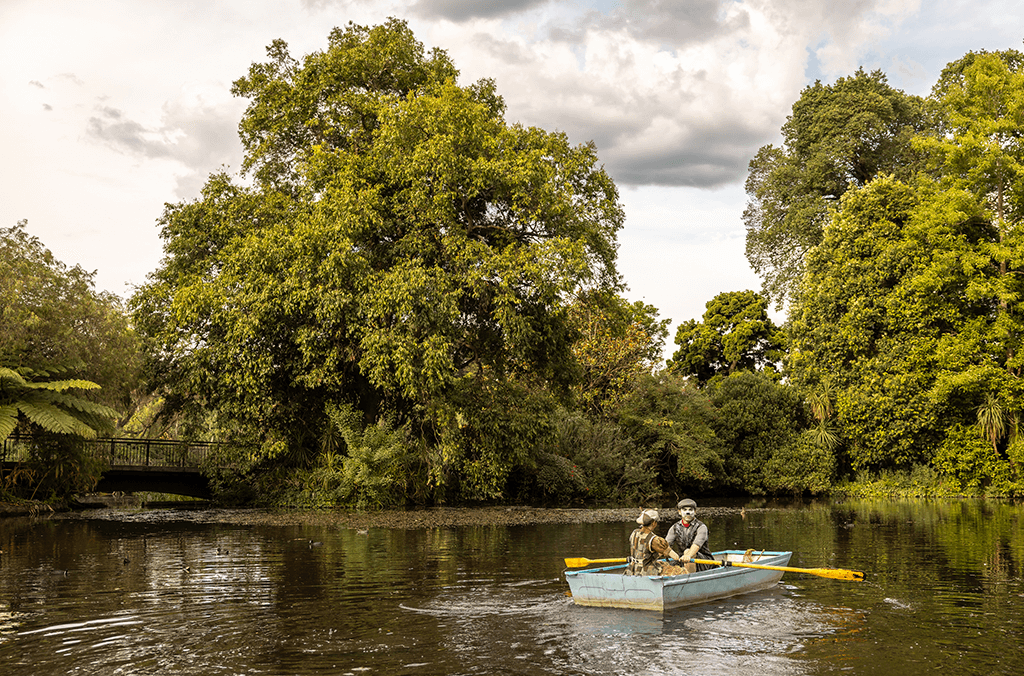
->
[680,507,696,522]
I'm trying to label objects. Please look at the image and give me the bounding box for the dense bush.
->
[763,430,836,495]
[934,423,1022,496]
[709,371,809,494]
[542,409,647,503]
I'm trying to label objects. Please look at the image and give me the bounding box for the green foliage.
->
[832,465,947,498]
[327,403,413,508]
[708,371,808,494]
[615,371,724,494]
[0,433,106,502]
[1,223,136,501]
[131,20,623,499]
[668,290,784,386]
[1,221,141,413]
[231,19,461,190]
[789,176,949,470]
[0,367,118,441]
[975,394,1006,452]
[731,49,1024,496]
[934,423,1022,496]
[432,377,557,501]
[789,51,1024,488]
[917,51,1024,422]
[921,50,1024,218]
[569,290,669,416]
[543,409,647,503]
[763,430,836,495]
[254,404,413,508]
[532,451,590,504]
[744,69,926,307]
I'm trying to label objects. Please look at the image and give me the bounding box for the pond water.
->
[1,500,1021,675]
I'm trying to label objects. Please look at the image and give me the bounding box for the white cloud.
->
[2,0,1019,333]
[85,86,246,199]
[419,0,925,188]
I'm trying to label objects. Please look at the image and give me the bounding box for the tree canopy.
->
[668,290,784,386]
[743,69,925,308]
[786,50,1024,493]
[131,19,624,502]
[1,221,135,439]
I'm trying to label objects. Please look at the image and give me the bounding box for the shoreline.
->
[7,503,748,529]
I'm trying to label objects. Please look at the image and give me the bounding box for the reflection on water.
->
[0,500,1022,675]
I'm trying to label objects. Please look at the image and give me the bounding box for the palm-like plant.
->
[0,366,118,441]
[975,394,1006,453]
[806,380,841,451]
[807,380,836,424]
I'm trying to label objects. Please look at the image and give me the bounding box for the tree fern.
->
[320,402,412,508]
[0,367,117,441]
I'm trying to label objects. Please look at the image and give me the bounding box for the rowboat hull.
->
[564,550,793,611]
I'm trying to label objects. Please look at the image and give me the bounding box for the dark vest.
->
[666,517,715,570]
[627,528,660,575]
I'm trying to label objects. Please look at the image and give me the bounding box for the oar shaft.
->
[686,557,864,581]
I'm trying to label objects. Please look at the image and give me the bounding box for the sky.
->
[2,0,1023,358]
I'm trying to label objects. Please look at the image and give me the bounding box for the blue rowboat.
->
[564,550,793,611]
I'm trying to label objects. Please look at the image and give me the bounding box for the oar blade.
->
[563,556,628,568]
[812,567,865,582]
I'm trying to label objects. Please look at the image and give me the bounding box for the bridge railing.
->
[2,433,221,469]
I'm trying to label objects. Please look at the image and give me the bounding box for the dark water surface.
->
[1,500,1022,675]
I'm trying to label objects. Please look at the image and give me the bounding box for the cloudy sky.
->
[2,0,1022,356]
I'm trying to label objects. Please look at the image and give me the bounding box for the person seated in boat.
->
[666,498,715,573]
[627,509,685,576]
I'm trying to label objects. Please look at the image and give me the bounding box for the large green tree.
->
[1,221,140,413]
[766,51,1024,494]
[744,70,925,307]
[131,20,624,501]
[916,50,1024,489]
[708,371,809,494]
[788,176,950,470]
[568,290,669,416]
[668,290,784,386]
[789,168,1021,484]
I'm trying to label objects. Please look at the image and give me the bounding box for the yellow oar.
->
[688,557,864,581]
[563,556,864,581]
[563,557,629,567]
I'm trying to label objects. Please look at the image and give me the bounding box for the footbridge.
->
[2,434,226,499]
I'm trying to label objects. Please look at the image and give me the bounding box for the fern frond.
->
[0,367,29,387]
[0,404,18,440]
[67,416,101,439]
[74,411,116,437]
[29,389,118,418]
[15,401,82,435]
[66,398,120,419]
[25,365,67,379]
[25,378,102,392]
